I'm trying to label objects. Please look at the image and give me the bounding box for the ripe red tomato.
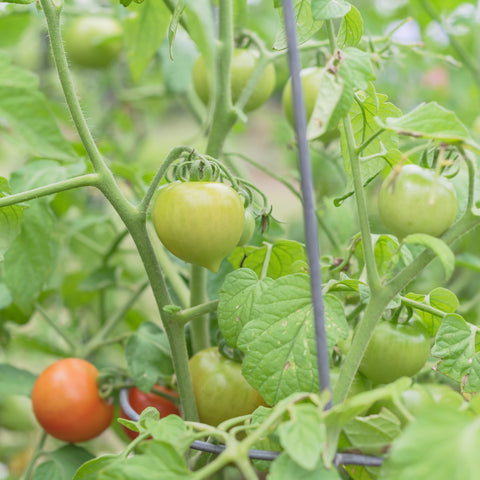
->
[152,181,245,272]
[120,385,180,440]
[31,358,114,443]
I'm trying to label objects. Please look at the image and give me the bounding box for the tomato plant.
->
[359,320,431,385]
[31,358,114,443]
[188,347,266,426]
[192,48,276,112]
[378,164,458,239]
[120,385,180,440]
[63,16,122,69]
[152,181,245,272]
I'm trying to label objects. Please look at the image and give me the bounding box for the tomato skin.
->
[359,320,431,385]
[192,49,276,112]
[189,347,266,426]
[64,16,122,69]
[120,386,180,440]
[152,182,245,272]
[237,209,256,246]
[282,66,322,127]
[31,358,114,443]
[378,164,458,239]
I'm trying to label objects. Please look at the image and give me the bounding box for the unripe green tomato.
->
[0,395,36,432]
[192,49,276,112]
[152,182,245,273]
[378,164,458,239]
[282,66,322,127]
[369,382,464,427]
[359,320,431,385]
[237,209,256,246]
[64,16,122,69]
[188,347,266,426]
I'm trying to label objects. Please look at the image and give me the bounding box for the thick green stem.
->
[189,264,211,353]
[175,300,219,324]
[205,0,237,158]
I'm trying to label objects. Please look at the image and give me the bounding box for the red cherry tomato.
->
[31,358,114,443]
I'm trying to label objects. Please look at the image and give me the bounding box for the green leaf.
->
[0,86,77,161]
[0,13,32,48]
[343,408,401,455]
[101,441,193,479]
[147,416,195,454]
[337,5,363,48]
[269,452,342,479]
[238,274,348,404]
[228,239,308,279]
[379,102,471,143]
[73,455,121,480]
[277,403,326,470]
[0,177,24,256]
[379,408,480,480]
[33,445,94,480]
[4,202,58,311]
[0,284,12,310]
[125,321,174,391]
[0,364,36,396]
[274,0,323,50]
[217,268,274,348]
[413,287,459,336]
[311,0,351,20]
[124,0,170,82]
[403,233,455,280]
[374,235,412,280]
[306,69,344,141]
[431,314,476,386]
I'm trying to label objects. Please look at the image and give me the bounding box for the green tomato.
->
[152,182,245,272]
[359,320,431,385]
[282,66,322,127]
[192,49,276,112]
[188,347,266,426]
[64,16,122,69]
[237,209,256,246]
[378,164,458,239]
[369,382,464,427]
[0,395,36,432]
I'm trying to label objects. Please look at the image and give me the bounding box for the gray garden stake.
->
[281,0,332,407]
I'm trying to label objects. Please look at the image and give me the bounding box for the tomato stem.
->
[189,265,211,353]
